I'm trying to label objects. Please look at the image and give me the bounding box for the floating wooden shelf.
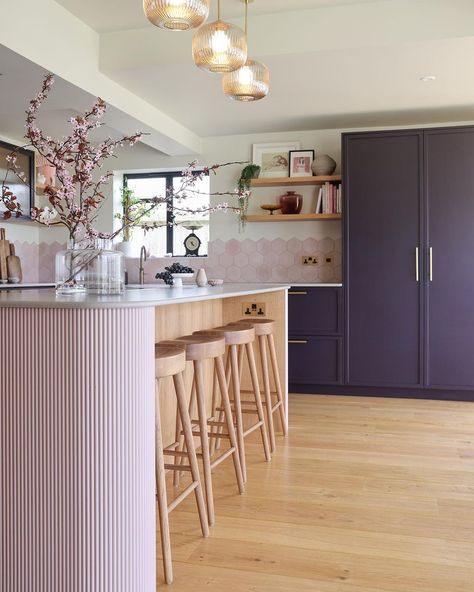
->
[250,175,341,187]
[245,213,341,222]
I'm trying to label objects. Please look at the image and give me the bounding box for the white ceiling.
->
[54,0,386,33]
[4,0,474,146]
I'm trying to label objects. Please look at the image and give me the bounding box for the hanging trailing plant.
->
[237,163,260,228]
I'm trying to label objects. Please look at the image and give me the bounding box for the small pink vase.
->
[279,191,303,214]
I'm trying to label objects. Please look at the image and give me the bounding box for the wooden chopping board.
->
[0,228,10,283]
[7,244,22,283]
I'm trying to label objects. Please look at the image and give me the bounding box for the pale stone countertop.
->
[0,283,290,309]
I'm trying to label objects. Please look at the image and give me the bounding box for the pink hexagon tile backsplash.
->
[17,237,342,285]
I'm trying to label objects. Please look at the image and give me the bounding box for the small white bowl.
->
[208,279,223,286]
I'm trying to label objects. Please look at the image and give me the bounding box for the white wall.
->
[110,128,344,245]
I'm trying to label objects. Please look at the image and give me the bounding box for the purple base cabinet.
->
[288,287,343,391]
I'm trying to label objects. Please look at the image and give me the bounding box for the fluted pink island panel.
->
[0,306,156,592]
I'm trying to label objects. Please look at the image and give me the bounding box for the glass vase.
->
[55,239,124,295]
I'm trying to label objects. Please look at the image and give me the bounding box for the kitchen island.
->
[0,283,289,592]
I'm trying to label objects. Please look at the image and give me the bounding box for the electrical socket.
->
[302,255,319,265]
[242,302,267,317]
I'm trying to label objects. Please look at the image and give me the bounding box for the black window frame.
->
[123,170,209,256]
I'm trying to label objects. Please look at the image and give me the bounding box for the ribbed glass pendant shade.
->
[143,0,210,31]
[192,20,247,73]
[222,59,269,101]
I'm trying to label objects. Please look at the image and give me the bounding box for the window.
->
[124,170,210,257]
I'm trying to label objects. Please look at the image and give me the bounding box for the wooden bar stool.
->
[234,318,287,453]
[161,334,245,527]
[194,325,271,483]
[154,343,209,585]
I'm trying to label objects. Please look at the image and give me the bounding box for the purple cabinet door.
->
[288,337,342,385]
[344,131,423,386]
[288,288,342,335]
[425,127,474,389]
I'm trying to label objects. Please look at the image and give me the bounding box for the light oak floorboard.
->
[158,394,474,590]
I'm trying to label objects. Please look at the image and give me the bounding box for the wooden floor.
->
[159,394,474,591]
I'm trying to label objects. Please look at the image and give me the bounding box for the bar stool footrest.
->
[167,482,199,513]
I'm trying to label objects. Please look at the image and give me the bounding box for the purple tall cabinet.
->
[343,126,474,401]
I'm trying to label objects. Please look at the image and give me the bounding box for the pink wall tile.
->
[29,236,342,287]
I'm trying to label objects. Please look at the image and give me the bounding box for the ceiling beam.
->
[100,0,474,71]
[0,0,202,155]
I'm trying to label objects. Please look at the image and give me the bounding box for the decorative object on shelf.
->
[55,239,124,295]
[280,190,303,215]
[252,142,300,178]
[260,203,281,215]
[312,154,337,176]
[0,228,10,283]
[7,244,22,283]
[222,0,269,102]
[192,0,247,73]
[208,278,223,286]
[183,225,202,256]
[143,0,209,31]
[195,268,208,287]
[289,149,315,178]
[156,262,195,287]
[0,75,247,293]
[0,140,34,220]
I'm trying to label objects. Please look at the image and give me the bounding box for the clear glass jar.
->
[55,239,124,295]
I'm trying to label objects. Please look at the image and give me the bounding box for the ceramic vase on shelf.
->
[55,239,124,295]
[312,154,337,176]
[279,191,303,214]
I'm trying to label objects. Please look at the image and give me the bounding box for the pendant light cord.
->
[218,0,221,20]
[245,0,248,35]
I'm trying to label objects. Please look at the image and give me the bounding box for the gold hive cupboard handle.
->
[415,247,419,282]
[429,247,433,281]
[288,291,308,295]
[288,340,308,344]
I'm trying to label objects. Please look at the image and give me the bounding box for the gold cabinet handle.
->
[429,247,433,281]
[288,340,308,344]
[289,291,307,295]
[415,247,419,282]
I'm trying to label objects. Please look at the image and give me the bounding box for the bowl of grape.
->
[155,263,195,287]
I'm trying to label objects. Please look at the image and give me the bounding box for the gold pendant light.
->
[222,0,269,101]
[143,0,210,31]
[192,0,247,73]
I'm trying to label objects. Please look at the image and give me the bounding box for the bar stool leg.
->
[194,359,216,526]
[268,332,288,436]
[230,344,246,483]
[155,380,173,584]
[246,342,271,462]
[258,334,276,453]
[173,372,209,537]
[215,355,245,494]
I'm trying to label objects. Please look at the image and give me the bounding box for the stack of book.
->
[315,183,342,214]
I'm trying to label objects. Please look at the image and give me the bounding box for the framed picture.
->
[0,139,34,219]
[252,141,300,178]
[289,149,315,177]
